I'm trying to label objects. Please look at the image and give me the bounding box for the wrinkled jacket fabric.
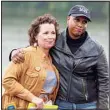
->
[50,30,109,109]
[2,46,59,109]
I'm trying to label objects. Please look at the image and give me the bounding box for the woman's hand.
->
[11,49,25,64]
[32,97,44,109]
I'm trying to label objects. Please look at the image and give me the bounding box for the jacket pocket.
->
[69,74,88,102]
[24,71,39,89]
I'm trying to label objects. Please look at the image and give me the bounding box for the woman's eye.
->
[44,32,48,34]
[52,32,56,34]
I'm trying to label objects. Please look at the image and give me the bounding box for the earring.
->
[34,42,38,47]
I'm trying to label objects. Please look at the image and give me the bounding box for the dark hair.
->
[28,14,59,46]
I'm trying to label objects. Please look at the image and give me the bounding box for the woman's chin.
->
[45,45,54,49]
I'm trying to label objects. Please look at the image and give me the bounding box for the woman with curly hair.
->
[2,14,59,109]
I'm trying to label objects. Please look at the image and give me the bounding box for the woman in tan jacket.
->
[2,14,59,109]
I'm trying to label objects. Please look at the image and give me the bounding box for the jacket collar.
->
[54,29,101,58]
[24,46,52,62]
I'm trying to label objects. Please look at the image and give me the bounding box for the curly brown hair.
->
[28,14,59,46]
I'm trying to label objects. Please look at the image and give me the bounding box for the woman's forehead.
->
[39,23,55,31]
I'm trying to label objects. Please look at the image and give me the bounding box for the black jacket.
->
[51,30,109,109]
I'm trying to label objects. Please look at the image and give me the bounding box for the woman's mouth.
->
[46,40,55,43]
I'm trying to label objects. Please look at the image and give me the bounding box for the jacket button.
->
[35,67,41,72]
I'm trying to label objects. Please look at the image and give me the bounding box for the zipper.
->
[66,58,83,101]
[82,78,88,101]
[55,46,89,101]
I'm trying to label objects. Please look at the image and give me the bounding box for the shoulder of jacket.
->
[55,30,66,47]
[88,37,103,52]
[22,46,37,59]
[80,36,103,58]
[23,46,36,52]
[23,46,38,55]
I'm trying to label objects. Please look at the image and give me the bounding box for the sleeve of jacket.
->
[9,46,29,61]
[3,52,35,102]
[96,47,109,110]
[9,49,17,61]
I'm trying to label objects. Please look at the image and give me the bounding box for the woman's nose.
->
[48,34,55,38]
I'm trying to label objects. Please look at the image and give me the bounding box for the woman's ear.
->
[33,36,38,47]
[34,42,38,47]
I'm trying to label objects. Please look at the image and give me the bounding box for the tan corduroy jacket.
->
[2,46,59,109]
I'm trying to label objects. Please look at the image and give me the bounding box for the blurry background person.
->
[2,14,59,109]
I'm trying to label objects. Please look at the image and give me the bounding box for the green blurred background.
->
[2,1,109,74]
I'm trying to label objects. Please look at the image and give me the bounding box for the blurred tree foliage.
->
[2,1,109,23]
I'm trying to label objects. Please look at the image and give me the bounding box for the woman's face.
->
[36,23,56,49]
